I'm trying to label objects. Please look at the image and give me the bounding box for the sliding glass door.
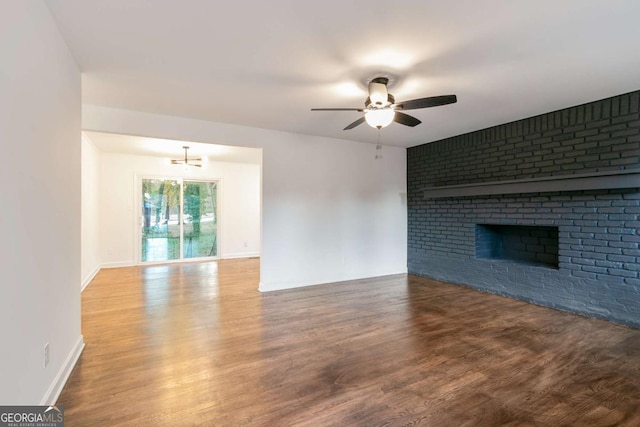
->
[183,181,218,258]
[141,178,181,262]
[140,178,218,263]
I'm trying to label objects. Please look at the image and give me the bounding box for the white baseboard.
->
[41,335,85,406]
[222,252,260,260]
[100,254,260,269]
[81,265,101,292]
[259,270,408,293]
[259,280,322,293]
[101,261,135,269]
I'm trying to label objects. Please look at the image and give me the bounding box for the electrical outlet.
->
[244,241,248,248]
[44,343,49,368]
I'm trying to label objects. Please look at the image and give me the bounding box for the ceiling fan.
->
[311,77,457,130]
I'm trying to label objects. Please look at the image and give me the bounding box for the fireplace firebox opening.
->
[475,224,559,269]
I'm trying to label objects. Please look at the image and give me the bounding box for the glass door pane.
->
[141,178,181,262]
[183,181,218,259]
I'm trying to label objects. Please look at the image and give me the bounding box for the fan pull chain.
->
[375,130,383,160]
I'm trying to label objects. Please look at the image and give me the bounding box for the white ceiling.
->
[85,131,262,164]
[47,1,640,148]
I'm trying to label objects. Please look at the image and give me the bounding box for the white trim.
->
[81,265,101,292]
[258,270,408,293]
[222,252,260,260]
[133,173,142,265]
[179,177,184,258]
[41,335,85,406]
[101,261,135,269]
[136,257,215,266]
[214,177,222,260]
[102,256,244,270]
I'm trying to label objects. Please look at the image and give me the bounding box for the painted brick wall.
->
[407,91,640,327]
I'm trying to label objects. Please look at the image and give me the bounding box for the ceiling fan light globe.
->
[365,109,395,129]
[368,82,388,106]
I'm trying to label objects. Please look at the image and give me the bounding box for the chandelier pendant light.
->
[171,146,202,169]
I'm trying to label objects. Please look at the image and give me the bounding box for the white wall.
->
[81,134,101,289]
[83,106,407,291]
[98,151,261,266]
[0,2,82,404]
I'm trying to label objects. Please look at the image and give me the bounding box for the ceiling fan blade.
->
[343,116,366,130]
[396,95,457,110]
[394,112,422,127]
[311,108,363,111]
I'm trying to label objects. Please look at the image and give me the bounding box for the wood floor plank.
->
[57,259,640,426]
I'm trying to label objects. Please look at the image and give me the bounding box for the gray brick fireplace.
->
[407,91,640,327]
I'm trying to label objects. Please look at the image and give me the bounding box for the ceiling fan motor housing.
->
[365,94,395,109]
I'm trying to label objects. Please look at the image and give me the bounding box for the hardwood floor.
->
[58,258,640,426]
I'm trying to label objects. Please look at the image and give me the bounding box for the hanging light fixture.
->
[365,109,395,129]
[171,146,202,169]
[364,80,395,129]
